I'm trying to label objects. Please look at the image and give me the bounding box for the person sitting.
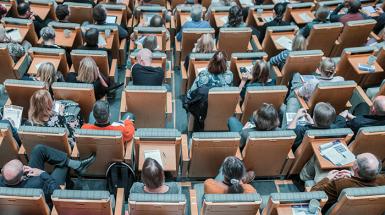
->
[82,100,135,142]
[40,26,72,65]
[366,27,385,49]
[228,103,280,149]
[93,4,128,39]
[268,33,306,69]
[176,5,211,41]
[187,51,233,99]
[337,95,385,134]
[130,158,181,194]
[311,153,385,213]
[133,0,171,22]
[238,60,275,101]
[300,6,330,38]
[24,62,63,94]
[130,15,171,41]
[184,33,215,71]
[131,48,164,86]
[17,2,48,36]
[330,0,369,25]
[223,5,246,28]
[205,0,237,20]
[288,102,338,152]
[55,4,70,23]
[204,156,256,194]
[66,57,109,100]
[0,27,26,63]
[373,7,385,35]
[0,144,95,206]
[258,3,291,42]
[79,28,112,67]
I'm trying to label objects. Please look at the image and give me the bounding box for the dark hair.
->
[85,28,99,47]
[222,156,246,194]
[56,4,69,21]
[141,158,164,189]
[313,102,336,128]
[93,4,107,24]
[250,60,269,84]
[349,0,361,13]
[149,15,164,27]
[93,100,110,124]
[17,2,30,16]
[208,51,227,75]
[143,35,157,51]
[228,5,243,27]
[253,103,280,131]
[273,3,286,23]
[0,4,7,17]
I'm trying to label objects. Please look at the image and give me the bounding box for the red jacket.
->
[82,120,135,142]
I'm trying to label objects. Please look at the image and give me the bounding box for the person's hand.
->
[327,170,351,181]
[339,110,349,118]
[26,168,45,177]
[241,72,249,81]
[296,108,307,118]
[23,166,32,174]
[376,7,384,14]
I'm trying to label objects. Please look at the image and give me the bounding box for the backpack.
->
[106,162,136,199]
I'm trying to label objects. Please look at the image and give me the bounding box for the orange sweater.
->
[204,179,257,194]
[82,120,135,142]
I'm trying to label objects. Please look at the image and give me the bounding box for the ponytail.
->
[228,178,244,194]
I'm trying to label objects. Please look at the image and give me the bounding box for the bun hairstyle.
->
[222,156,246,194]
[273,3,287,23]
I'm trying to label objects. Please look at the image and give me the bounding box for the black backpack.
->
[106,162,135,199]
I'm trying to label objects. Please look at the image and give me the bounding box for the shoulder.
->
[204,179,227,194]
[165,182,181,194]
[130,182,145,193]
[242,184,257,193]
[65,72,77,82]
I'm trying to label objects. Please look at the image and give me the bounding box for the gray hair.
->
[356,153,381,180]
[40,26,55,41]
[190,5,202,22]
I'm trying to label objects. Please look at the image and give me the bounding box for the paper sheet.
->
[2,105,23,129]
[286,113,307,125]
[299,12,312,22]
[300,75,317,83]
[291,205,313,215]
[144,150,164,167]
[263,16,274,22]
[239,0,253,6]
[6,29,22,42]
[185,16,192,22]
[275,36,292,51]
[320,141,356,166]
[106,15,117,24]
[362,6,376,14]
[98,35,107,47]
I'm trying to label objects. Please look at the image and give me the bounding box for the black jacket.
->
[131,64,164,86]
[183,86,209,131]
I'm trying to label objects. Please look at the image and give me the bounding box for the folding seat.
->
[240,85,287,124]
[185,53,214,92]
[182,132,240,178]
[18,126,70,156]
[28,47,70,77]
[51,82,96,121]
[3,17,38,45]
[131,26,170,51]
[51,189,125,215]
[29,0,55,20]
[120,86,172,128]
[72,129,126,176]
[261,25,299,57]
[336,46,382,87]
[283,3,315,25]
[242,130,296,177]
[188,87,240,131]
[128,193,186,215]
[4,79,45,117]
[0,187,50,215]
[48,21,83,49]
[229,52,268,85]
[101,3,129,27]
[330,19,377,57]
[326,186,385,215]
[191,183,262,215]
[271,50,323,85]
[262,191,328,215]
[288,128,354,175]
[133,128,181,174]
[0,123,20,167]
[70,49,118,80]
[306,22,343,57]
[209,6,231,29]
[348,126,385,161]
[134,5,167,26]
[295,80,357,114]
[63,2,93,23]
[217,27,253,60]
[0,43,30,83]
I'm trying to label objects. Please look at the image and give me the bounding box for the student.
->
[258,3,290,42]
[223,5,246,28]
[79,28,112,67]
[0,28,26,62]
[184,33,215,71]
[93,4,128,39]
[55,4,70,23]
[300,6,330,38]
[131,48,164,86]
[176,5,211,41]
[204,156,256,194]
[330,0,369,25]
[39,26,72,65]
[130,158,181,194]
[17,2,49,36]
[205,0,237,20]
[24,62,63,94]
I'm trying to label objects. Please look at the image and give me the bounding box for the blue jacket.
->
[176,20,211,41]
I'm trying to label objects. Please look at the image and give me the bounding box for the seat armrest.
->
[180,61,188,93]
[71,144,79,159]
[250,35,262,51]
[51,207,58,215]
[114,188,125,215]
[271,65,282,85]
[119,38,127,64]
[109,58,118,79]
[181,134,189,177]
[124,139,133,165]
[294,89,309,110]
[190,189,199,215]
[281,149,295,176]
[13,53,29,78]
[370,31,381,42]
[166,92,173,116]
[235,103,242,119]
[236,147,243,160]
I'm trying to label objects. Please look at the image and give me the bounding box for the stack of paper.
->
[6,29,22,43]
[144,150,164,167]
[2,105,23,129]
[319,140,356,166]
[275,36,293,51]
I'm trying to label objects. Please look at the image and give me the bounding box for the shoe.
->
[243,171,256,184]
[75,153,96,176]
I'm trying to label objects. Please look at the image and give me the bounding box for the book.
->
[319,140,355,166]
[2,105,23,129]
[275,36,292,51]
[144,150,164,167]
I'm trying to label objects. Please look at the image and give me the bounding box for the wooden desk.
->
[52,29,76,48]
[213,12,228,28]
[106,10,124,26]
[235,60,254,80]
[98,31,114,50]
[30,4,51,20]
[193,61,209,77]
[271,33,295,51]
[180,13,192,27]
[5,26,28,43]
[253,11,274,27]
[28,56,61,75]
[347,55,384,75]
[138,143,177,171]
[290,10,315,25]
[276,205,321,215]
[311,140,354,170]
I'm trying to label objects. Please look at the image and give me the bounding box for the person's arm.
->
[269,50,288,67]
[330,3,344,22]
[26,168,59,197]
[238,73,248,90]
[117,25,128,39]
[287,108,308,129]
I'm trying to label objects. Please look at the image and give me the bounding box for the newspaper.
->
[6,29,22,43]
[2,105,23,129]
[275,36,293,51]
[319,140,356,166]
[144,150,164,167]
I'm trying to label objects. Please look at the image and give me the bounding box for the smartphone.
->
[257,17,263,22]
[240,67,248,74]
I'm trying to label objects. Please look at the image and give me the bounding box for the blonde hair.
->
[292,33,306,51]
[28,89,53,125]
[37,62,56,88]
[194,34,215,53]
[319,58,336,78]
[77,57,99,83]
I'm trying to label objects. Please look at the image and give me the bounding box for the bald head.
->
[372,96,385,115]
[137,48,152,66]
[355,153,381,180]
[2,159,24,185]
